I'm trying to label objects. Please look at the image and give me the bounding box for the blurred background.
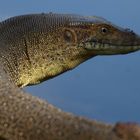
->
[0,0,140,123]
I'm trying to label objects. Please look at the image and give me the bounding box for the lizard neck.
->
[0,31,94,87]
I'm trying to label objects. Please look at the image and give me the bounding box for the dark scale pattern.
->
[0,13,104,86]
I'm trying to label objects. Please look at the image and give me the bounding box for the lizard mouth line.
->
[79,41,140,55]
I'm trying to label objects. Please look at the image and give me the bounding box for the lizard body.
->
[0,13,140,140]
[0,13,140,87]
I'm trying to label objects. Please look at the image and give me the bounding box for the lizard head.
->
[60,16,140,56]
[29,14,140,85]
[4,14,139,86]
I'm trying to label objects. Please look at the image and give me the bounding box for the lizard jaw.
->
[81,41,140,55]
[77,32,140,55]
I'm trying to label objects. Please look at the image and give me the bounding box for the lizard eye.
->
[63,29,76,44]
[101,27,108,34]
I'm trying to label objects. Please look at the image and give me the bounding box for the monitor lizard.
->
[0,13,140,140]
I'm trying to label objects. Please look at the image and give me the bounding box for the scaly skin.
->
[0,13,140,87]
[0,13,140,140]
